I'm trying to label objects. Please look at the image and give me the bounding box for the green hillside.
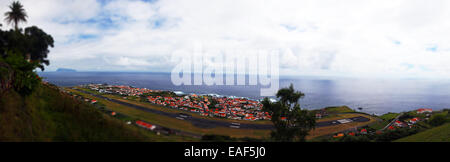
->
[395,123,450,142]
[0,84,191,142]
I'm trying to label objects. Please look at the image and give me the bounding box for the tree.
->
[0,2,53,95]
[24,26,54,70]
[262,84,316,142]
[4,1,28,31]
[0,26,53,71]
[0,50,41,95]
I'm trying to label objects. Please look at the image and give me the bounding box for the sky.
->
[1,0,450,79]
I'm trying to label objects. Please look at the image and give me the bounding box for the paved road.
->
[75,89,370,130]
[382,112,404,130]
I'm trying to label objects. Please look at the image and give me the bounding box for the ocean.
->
[38,72,450,115]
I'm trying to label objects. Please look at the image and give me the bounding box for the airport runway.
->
[75,89,370,130]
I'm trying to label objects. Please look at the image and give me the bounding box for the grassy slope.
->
[395,123,450,142]
[379,113,400,121]
[0,84,195,142]
[323,106,356,113]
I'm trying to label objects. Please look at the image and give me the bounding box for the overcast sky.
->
[1,0,450,79]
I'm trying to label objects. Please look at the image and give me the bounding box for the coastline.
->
[38,71,450,115]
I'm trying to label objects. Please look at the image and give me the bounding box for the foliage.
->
[335,135,371,142]
[428,113,448,127]
[395,123,450,142]
[379,112,400,121]
[142,91,178,97]
[24,26,54,70]
[2,1,53,71]
[206,97,219,109]
[0,1,54,95]
[0,85,158,141]
[0,51,40,95]
[3,1,27,31]
[398,113,414,121]
[0,26,54,71]
[374,127,422,142]
[262,84,316,142]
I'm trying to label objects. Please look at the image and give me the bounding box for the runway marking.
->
[337,119,352,124]
[229,125,240,129]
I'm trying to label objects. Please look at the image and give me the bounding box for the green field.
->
[395,123,450,142]
[323,106,356,114]
[379,113,400,121]
[367,120,389,130]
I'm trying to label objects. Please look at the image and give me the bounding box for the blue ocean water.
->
[38,72,450,115]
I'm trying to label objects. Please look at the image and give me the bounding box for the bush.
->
[429,114,447,127]
[0,51,41,95]
[374,128,421,142]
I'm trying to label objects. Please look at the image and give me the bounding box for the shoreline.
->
[41,77,449,116]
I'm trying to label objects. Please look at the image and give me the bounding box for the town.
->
[62,83,449,142]
[84,84,272,121]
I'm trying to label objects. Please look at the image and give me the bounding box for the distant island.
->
[56,68,77,72]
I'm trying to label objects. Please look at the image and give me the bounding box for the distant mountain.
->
[56,68,77,72]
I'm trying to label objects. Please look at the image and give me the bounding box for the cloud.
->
[112,56,152,66]
[2,0,450,79]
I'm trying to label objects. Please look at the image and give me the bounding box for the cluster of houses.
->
[333,108,434,138]
[147,94,271,121]
[85,84,163,96]
[85,84,272,121]
[417,108,433,114]
[388,108,434,130]
[389,117,420,129]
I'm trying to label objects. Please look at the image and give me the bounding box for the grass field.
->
[395,123,450,142]
[323,106,356,114]
[367,120,389,130]
[379,113,400,121]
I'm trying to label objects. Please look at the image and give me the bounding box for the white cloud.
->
[113,56,152,66]
[2,0,450,78]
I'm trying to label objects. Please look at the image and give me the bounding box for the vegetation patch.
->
[323,106,356,114]
[0,85,196,141]
[395,123,450,142]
